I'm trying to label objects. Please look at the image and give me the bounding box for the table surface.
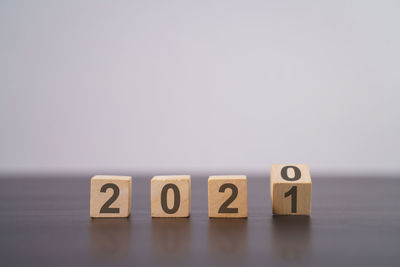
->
[0,174,399,267]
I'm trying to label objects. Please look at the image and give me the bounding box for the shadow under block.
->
[270,164,312,215]
[208,175,248,218]
[90,175,132,218]
[151,175,191,218]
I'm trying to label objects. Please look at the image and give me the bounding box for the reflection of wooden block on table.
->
[151,175,191,218]
[90,175,132,218]
[208,175,248,218]
[270,164,312,215]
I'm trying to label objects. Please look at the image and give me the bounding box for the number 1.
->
[284,186,297,213]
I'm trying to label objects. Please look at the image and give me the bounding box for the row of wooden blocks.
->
[90,164,312,218]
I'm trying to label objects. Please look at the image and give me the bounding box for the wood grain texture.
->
[208,175,248,218]
[151,175,191,217]
[270,164,312,215]
[90,175,132,218]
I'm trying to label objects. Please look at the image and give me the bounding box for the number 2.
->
[218,183,239,213]
[100,183,120,213]
[284,186,297,213]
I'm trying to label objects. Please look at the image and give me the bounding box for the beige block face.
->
[208,176,248,218]
[151,175,191,218]
[272,183,312,215]
[90,175,132,218]
[270,164,312,215]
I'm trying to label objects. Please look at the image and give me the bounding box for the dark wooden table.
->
[0,174,399,266]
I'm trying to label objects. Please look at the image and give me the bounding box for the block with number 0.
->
[270,164,312,215]
[151,175,191,217]
[208,175,248,218]
[90,175,132,218]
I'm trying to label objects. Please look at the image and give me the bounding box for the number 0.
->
[281,166,301,181]
[161,183,180,214]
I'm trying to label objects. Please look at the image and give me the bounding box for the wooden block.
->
[151,175,191,217]
[270,164,312,215]
[90,175,132,218]
[208,175,248,218]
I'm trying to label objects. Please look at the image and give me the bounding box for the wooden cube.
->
[151,175,191,217]
[90,175,132,218]
[208,175,248,218]
[270,164,312,215]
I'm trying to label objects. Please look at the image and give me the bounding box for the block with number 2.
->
[208,175,248,218]
[90,175,132,218]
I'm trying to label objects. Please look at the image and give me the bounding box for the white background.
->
[1,0,399,175]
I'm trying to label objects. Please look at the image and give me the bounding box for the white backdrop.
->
[1,0,399,174]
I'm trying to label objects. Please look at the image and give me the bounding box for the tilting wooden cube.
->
[208,175,248,218]
[90,175,132,218]
[151,175,191,217]
[270,164,312,215]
